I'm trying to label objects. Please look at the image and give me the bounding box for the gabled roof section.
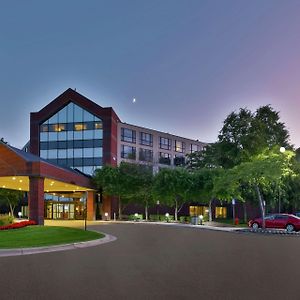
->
[0,141,94,189]
[31,88,121,124]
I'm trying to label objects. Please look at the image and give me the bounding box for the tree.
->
[214,148,296,228]
[0,188,23,216]
[94,164,128,219]
[190,168,224,221]
[190,105,292,170]
[153,168,192,221]
[125,164,155,221]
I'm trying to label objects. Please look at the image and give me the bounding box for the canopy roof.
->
[0,141,95,192]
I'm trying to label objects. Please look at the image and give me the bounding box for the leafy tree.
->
[94,164,128,219]
[190,105,291,170]
[153,168,192,221]
[0,188,23,216]
[214,149,296,228]
[190,168,224,221]
[116,162,155,220]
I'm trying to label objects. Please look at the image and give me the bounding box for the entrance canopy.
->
[0,141,95,224]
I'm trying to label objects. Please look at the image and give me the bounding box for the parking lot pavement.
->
[1,222,300,300]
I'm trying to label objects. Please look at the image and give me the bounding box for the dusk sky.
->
[1,0,300,149]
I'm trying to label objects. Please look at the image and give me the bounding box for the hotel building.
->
[11,88,207,223]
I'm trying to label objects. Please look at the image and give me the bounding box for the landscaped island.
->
[0,226,104,248]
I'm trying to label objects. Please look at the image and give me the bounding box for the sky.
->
[1,0,300,149]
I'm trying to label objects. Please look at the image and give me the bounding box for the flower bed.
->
[0,220,37,230]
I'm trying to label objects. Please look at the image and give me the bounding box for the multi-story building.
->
[20,88,208,222]
[118,122,205,173]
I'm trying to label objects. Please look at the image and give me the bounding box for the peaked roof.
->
[31,88,121,123]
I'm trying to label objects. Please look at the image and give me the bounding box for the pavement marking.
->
[0,233,117,257]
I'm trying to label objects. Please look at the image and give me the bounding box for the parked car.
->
[294,212,300,218]
[248,214,300,232]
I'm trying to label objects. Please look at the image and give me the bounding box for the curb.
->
[0,233,117,257]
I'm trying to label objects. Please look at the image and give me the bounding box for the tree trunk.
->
[209,199,213,222]
[255,185,265,229]
[243,201,248,224]
[9,203,14,217]
[145,201,148,221]
[174,200,178,221]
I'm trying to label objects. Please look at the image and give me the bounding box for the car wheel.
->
[252,222,259,230]
[286,224,295,233]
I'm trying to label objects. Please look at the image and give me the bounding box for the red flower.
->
[0,220,37,230]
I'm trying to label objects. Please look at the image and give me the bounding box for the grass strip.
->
[0,226,104,248]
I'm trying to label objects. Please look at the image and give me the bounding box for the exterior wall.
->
[117,122,206,172]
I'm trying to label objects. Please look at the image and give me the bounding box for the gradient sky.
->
[1,0,300,149]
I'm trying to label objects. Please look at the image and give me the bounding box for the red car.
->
[248,214,300,232]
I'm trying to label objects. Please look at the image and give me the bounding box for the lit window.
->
[95,122,102,129]
[174,140,185,153]
[74,123,87,131]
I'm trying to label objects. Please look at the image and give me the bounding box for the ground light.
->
[199,215,203,225]
[165,213,169,222]
[134,213,138,221]
[104,212,109,221]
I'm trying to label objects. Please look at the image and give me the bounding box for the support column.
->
[102,195,112,220]
[29,177,44,225]
[87,191,96,221]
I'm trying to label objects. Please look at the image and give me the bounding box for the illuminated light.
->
[2,185,5,188]
[12,177,16,180]
[53,193,56,196]
[18,188,21,190]
[19,179,23,183]
[132,98,136,103]
[73,190,76,193]
[280,147,286,153]
[62,195,64,198]
[46,190,49,193]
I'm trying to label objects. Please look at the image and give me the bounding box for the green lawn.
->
[0,226,104,248]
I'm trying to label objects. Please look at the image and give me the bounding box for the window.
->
[190,144,200,153]
[160,137,171,150]
[215,207,227,219]
[121,145,136,159]
[159,152,171,165]
[189,206,209,217]
[121,128,136,143]
[39,102,103,175]
[140,132,153,146]
[139,148,153,162]
[174,140,185,153]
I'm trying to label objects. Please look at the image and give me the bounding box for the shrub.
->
[149,214,175,222]
[179,216,191,223]
[0,214,14,226]
[128,214,143,221]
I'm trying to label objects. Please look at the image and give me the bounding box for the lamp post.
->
[104,212,109,221]
[156,200,160,221]
[232,199,236,225]
[278,147,285,213]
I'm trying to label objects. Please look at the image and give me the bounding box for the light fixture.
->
[12,177,16,180]
[280,147,286,153]
[19,179,23,183]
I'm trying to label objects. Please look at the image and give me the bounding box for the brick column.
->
[102,195,112,220]
[29,177,45,225]
[87,191,95,221]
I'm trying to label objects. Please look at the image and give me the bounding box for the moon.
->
[132,98,136,103]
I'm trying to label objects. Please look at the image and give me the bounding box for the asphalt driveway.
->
[1,222,300,300]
